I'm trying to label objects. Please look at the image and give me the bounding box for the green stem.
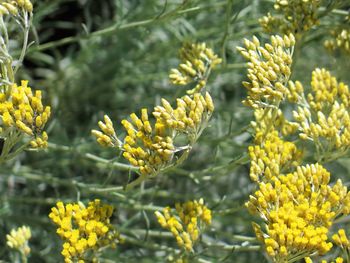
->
[27,1,227,53]
[220,0,234,65]
[20,252,28,263]
[48,142,137,171]
[203,241,261,252]
[14,12,31,75]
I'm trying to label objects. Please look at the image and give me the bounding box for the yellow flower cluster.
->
[91,115,120,148]
[305,257,344,263]
[49,199,120,263]
[0,80,51,148]
[121,108,175,176]
[247,160,350,262]
[333,229,350,249]
[248,130,302,182]
[153,92,214,136]
[93,92,214,178]
[155,199,212,252]
[305,228,350,262]
[292,68,350,157]
[237,34,295,108]
[325,29,350,54]
[169,42,221,94]
[260,0,320,36]
[93,43,219,189]
[251,108,299,143]
[0,0,33,15]
[6,225,31,257]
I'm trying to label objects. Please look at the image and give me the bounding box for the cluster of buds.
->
[155,199,212,252]
[92,91,214,189]
[251,108,299,143]
[292,68,350,159]
[121,108,175,177]
[325,29,350,54]
[0,80,51,149]
[49,199,121,263]
[6,225,31,258]
[0,0,33,15]
[91,115,120,148]
[247,157,350,262]
[248,130,302,182]
[237,34,295,108]
[153,92,214,137]
[304,229,350,262]
[169,42,221,94]
[333,229,350,249]
[92,42,219,189]
[305,257,344,263]
[259,0,321,36]
[0,81,51,159]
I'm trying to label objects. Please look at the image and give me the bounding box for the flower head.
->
[237,34,295,108]
[0,80,51,148]
[155,198,211,252]
[49,199,121,263]
[6,225,31,257]
[169,42,221,94]
[292,68,350,158]
[247,162,350,261]
[260,0,321,36]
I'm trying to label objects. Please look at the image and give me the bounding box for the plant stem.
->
[14,13,31,75]
[27,1,227,53]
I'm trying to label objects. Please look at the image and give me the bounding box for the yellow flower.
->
[49,199,121,262]
[6,225,31,257]
[251,108,299,143]
[0,80,51,149]
[237,34,295,108]
[247,160,350,261]
[0,0,33,15]
[324,27,350,54]
[260,0,321,36]
[248,130,302,182]
[92,92,214,188]
[169,42,221,94]
[155,198,211,252]
[292,68,350,158]
[333,229,350,248]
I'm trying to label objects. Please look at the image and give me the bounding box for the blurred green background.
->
[1,0,350,262]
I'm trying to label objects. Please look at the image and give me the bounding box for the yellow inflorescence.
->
[332,229,350,249]
[155,198,212,252]
[248,130,302,183]
[292,68,350,155]
[121,108,176,176]
[0,0,33,15]
[6,225,31,257]
[305,257,344,263]
[169,42,221,94]
[153,92,214,135]
[251,108,299,143]
[247,159,350,262]
[260,0,320,36]
[49,199,120,263]
[237,34,295,108]
[325,15,350,54]
[93,92,214,179]
[0,80,51,148]
[93,43,219,187]
[91,115,120,148]
[306,229,350,263]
